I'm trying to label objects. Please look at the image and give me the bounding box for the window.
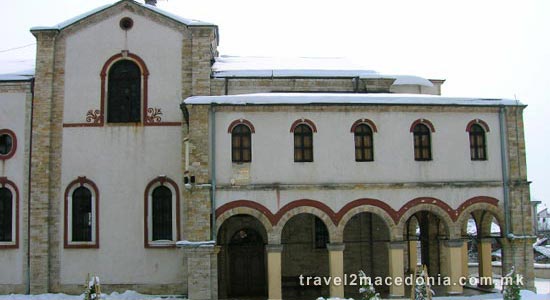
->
[294,124,313,162]
[413,124,432,161]
[107,60,141,123]
[145,177,180,247]
[469,124,487,160]
[0,129,17,160]
[0,187,13,242]
[354,124,374,161]
[231,124,251,163]
[314,217,328,249]
[64,177,99,248]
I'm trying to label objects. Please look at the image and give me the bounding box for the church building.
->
[0,0,535,299]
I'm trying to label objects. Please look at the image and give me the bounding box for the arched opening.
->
[107,59,141,123]
[343,212,390,298]
[217,214,267,298]
[282,214,329,298]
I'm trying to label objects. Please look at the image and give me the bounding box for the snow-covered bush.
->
[502,266,521,300]
[83,274,102,300]
[358,270,380,300]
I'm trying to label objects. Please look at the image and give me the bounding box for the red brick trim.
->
[0,177,19,249]
[215,200,276,224]
[64,177,100,249]
[410,119,435,132]
[290,119,317,133]
[336,198,398,223]
[350,119,378,133]
[144,176,181,248]
[455,196,498,217]
[227,119,256,133]
[276,199,338,224]
[466,119,490,132]
[0,129,17,160]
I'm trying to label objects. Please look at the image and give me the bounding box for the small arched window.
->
[64,177,99,248]
[0,187,13,242]
[469,124,487,160]
[354,124,374,162]
[294,124,313,162]
[152,186,172,241]
[107,60,141,123]
[72,187,92,242]
[413,124,432,161]
[231,124,252,163]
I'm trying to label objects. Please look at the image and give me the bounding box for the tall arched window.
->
[232,124,252,163]
[107,60,141,123]
[294,124,313,162]
[354,124,374,161]
[0,187,13,242]
[469,124,487,160]
[413,124,432,161]
[152,186,172,241]
[72,187,92,242]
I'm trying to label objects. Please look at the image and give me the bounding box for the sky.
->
[0,0,549,209]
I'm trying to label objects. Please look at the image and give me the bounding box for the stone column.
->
[180,244,221,300]
[462,241,469,280]
[444,240,463,295]
[388,241,406,298]
[266,244,283,300]
[478,238,494,288]
[327,243,345,298]
[408,239,418,273]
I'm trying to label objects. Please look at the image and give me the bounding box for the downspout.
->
[210,104,217,241]
[498,106,511,237]
[26,77,35,295]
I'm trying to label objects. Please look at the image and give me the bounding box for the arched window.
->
[152,186,172,241]
[354,124,374,161]
[107,60,141,123]
[469,124,487,160]
[413,124,432,161]
[72,187,92,242]
[231,124,252,163]
[0,187,13,242]
[294,124,313,162]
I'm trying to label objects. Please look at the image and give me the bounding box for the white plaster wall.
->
[215,110,503,185]
[60,126,184,284]
[63,10,183,124]
[0,91,28,284]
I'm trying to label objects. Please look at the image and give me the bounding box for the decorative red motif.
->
[85,109,102,124]
[145,108,163,123]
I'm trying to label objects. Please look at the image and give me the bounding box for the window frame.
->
[293,124,314,163]
[466,120,490,161]
[64,177,99,249]
[231,124,252,163]
[313,217,329,249]
[144,176,180,248]
[353,124,374,162]
[106,59,143,123]
[0,129,17,160]
[410,120,435,161]
[0,178,18,249]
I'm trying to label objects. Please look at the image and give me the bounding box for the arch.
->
[0,129,17,160]
[338,203,398,241]
[64,176,99,248]
[274,201,338,244]
[455,197,503,237]
[227,119,256,134]
[396,197,454,237]
[466,119,490,133]
[289,118,317,133]
[144,176,180,247]
[216,204,273,234]
[350,118,378,133]
[0,177,18,248]
[410,118,436,132]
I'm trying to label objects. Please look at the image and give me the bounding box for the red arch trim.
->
[410,119,436,133]
[336,198,398,223]
[290,119,317,133]
[350,119,378,133]
[466,119,490,132]
[227,119,256,133]
[144,176,181,248]
[64,176,100,249]
[0,177,19,249]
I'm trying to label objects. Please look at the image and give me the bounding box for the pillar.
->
[478,238,494,288]
[179,244,220,300]
[266,244,283,300]
[327,243,345,298]
[444,240,463,295]
[388,241,406,298]
[408,239,418,273]
[462,241,469,281]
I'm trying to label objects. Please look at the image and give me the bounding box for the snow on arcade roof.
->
[0,58,35,81]
[212,56,436,87]
[184,92,524,107]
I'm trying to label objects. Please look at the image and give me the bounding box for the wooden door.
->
[229,228,266,297]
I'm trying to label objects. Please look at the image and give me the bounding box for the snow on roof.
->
[184,92,523,106]
[212,56,435,86]
[535,245,550,259]
[0,58,35,81]
[30,0,215,31]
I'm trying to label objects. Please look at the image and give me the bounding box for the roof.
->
[213,56,437,86]
[0,58,35,82]
[184,92,524,106]
[30,0,215,32]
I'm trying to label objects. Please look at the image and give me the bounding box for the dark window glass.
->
[152,186,172,241]
[413,124,432,161]
[107,60,141,123]
[231,124,252,163]
[0,134,12,155]
[294,124,313,162]
[314,217,328,249]
[469,124,487,160]
[354,124,374,161]
[72,187,92,242]
[0,188,12,242]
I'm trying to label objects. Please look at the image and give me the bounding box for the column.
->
[388,241,406,298]
[266,244,283,300]
[327,243,345,298]
[444,240,463,295]
[408,239,418,273]
[478,238,494,288]
[462,241,469,281]
[179,244,221,300]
